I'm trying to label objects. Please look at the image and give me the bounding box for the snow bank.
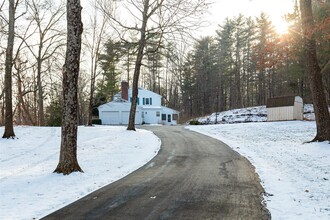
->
[187,121,330,220]
[0,126,161,219]
[192,104,328,124]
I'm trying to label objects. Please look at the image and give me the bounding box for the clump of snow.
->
[0,126,161,219]
[303,104,317,121]
[187,121,330,220]
[196,106,267,124]
[191,104,328,124]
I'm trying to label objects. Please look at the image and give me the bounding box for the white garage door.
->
[121,111,141,124]
[102,111,120,125]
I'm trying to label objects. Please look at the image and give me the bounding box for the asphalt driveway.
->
[42,126,270,220]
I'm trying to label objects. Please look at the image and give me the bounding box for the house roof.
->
[128,88,162,98]
[98,101,130,109]
[266,96,299,108]
[162,106,180,114]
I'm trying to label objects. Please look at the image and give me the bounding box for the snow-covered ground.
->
[1,104,329,220]
[187,119,330,219]
[193,104,319,124]
[0,126,161,219]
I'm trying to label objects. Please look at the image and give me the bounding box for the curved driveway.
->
[43,126,270,220]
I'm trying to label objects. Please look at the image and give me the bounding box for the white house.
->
[98,82,180,125]
[266,96,303,121]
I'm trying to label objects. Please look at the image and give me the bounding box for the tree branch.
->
[321,59,330,76]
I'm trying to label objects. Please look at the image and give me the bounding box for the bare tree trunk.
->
[0,90,4,125]
[87,45,97,126]
[54,0,83,174]
[24,0,66,126]
[37,56,45,126]
[15,61,35,125]
[86,4,107,126]
[127,1,149,131]
[2,0,16,139]
[300,0,330,142]
[87,71,95,126]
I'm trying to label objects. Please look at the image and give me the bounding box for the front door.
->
[167,114,171,122]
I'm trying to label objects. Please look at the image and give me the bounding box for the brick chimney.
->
[121,81,129,101]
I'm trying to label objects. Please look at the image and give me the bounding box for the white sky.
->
[81,0,295,37]
[201,0,296,36]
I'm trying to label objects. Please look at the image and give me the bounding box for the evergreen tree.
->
[96,39,122,103]
[254,13,277,105]
[215,18,235,110]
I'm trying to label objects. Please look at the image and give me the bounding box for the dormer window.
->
[143,97,152,105]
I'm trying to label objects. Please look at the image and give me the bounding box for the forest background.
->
[0,0,329,126]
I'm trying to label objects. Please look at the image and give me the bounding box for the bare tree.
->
[24,0,66,126]
[13,55,36,125]
[2,0,17,138]
[99,0,209,130]
[84,0,108,126]
[300,0,330,142]
[54,0,83,175]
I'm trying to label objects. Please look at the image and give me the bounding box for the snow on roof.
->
[128,87,162,97]
[98,101,130,109]
[162,106,180,113]
[140,106,180,113]
[141,106,162,110]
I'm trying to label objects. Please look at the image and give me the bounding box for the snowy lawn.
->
[187,121,330,220]
[0,126,161,220]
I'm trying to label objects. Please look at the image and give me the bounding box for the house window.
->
[156,111,160,117]
[130,97,140,104]
[168,114,171,122]
[143,97,153,105]
[173,114,178,120]
[161,114,166,121]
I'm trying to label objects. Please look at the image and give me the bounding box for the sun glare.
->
[266,1,294,35]
[273,18,290,35]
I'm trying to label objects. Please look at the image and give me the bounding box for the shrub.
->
[92,119,102,125]
[189,120,200,125]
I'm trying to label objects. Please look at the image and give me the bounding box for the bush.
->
[189,120,200,125]
[46,100,62,126]
[92,119,102,125]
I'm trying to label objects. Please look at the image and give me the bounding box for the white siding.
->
[142,109,160,124]
[121,111,130,124]
[267,107,294,121]
[128,88,162,106]
[267,105,303,121]
[121,110,142,125]
[294,97,304,120]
